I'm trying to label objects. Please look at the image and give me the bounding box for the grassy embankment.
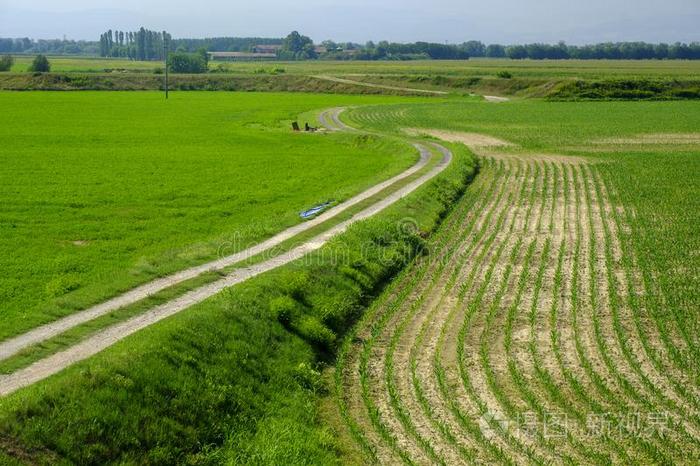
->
[2,57,699,99]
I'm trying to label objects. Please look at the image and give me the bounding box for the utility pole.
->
[163,32,169,100]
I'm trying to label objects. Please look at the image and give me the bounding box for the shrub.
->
[292,363,324,392]
[269,296,297,326]
[497,71,513,79]
[670,87,700,99]
[28,55,50,73]
[0,54,13,72]
[279,271,309,301]
[253,67,286,75]
[168,52,207,74]
[295,316,336,349]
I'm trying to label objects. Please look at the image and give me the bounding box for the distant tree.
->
[654,43,669,59]
[168,52,207,73]
[462,40,486,57]
[197,47,209,67]
[485,44,506,58]
[281,31,316,59]
[28,54,50,72]
[376,40,390,58]
[321,40,338,51]
[145,30,154,59]
[505,45,528,59]
[137,27,146,60]
[0,39,13,53]
[0,54,13,72]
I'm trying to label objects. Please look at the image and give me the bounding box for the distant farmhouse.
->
[208,51,277,61]
[253,45,282,54]
[209,44,328,61]
[207,44,280,61]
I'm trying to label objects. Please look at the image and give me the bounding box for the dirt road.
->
[0,109,429,363]
[0,120,452,397]
[312,75,449,95]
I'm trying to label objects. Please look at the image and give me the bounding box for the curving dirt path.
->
[483,95,510,103]
[318,107,357,132]
[312,75,449,95]
[0,118,453,397]
[0,109,429,363]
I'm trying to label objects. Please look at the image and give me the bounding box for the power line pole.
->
[163,32,169,100]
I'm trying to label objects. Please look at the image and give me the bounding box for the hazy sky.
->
[1,0,699,44]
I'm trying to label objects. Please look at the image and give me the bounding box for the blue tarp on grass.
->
[300,201,333,219]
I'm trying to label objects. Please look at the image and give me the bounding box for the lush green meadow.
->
[8,55,700,78]
[9,55,157,73]
[0,57,698,465]
[0,91,425,340]
[3,56,699,99]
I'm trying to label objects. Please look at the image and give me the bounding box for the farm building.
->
[207,51,277,61]
[253,44,283,54]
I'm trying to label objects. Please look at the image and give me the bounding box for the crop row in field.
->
[336,150,700,463]
[331,99,699,463]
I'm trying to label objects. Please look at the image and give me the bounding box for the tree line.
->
[327,40,700,60]
[348,41,469,60]
[99,28,172,61]
[499,42,700,60]
[0,38,98,55]
[3,30,700,61]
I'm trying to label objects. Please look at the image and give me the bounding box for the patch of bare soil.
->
[483,95,510,103]
[312,75,449,95]
[593,133,700,145]
[481,152,588,165]
[405,129,514,148]
[406,129,588,165]
[0,433,59,465]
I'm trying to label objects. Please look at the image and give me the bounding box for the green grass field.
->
[4,56,700,100]
[0,91,425,340]
[9,55,700,78]
[0,58,698,465]
[9,55,158,73]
